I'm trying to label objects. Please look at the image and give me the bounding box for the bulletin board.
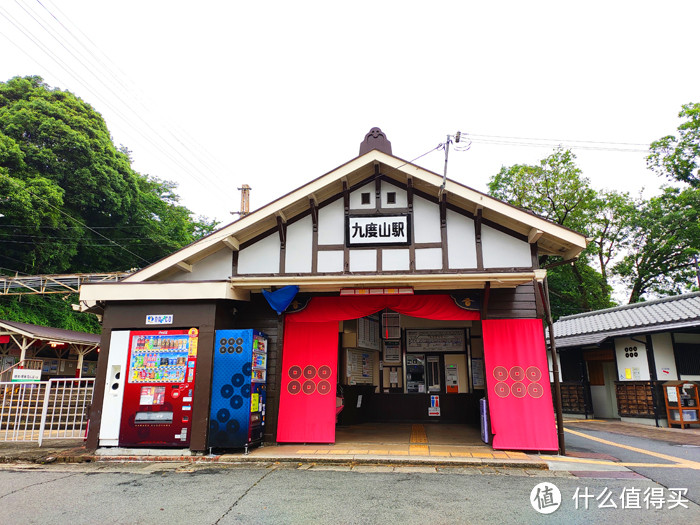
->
[346,348,374,385]
[406,329,466,353]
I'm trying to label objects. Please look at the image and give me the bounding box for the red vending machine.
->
[119,328,198,447]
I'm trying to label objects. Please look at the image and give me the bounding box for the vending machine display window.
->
[119,328,199,448]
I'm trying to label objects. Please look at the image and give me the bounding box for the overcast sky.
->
[1,1,698,226]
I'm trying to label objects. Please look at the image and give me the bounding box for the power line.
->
[2,1,231,197]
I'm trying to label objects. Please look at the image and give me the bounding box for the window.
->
[676,344,700,375]
[386,192,396,204]
[361,192,371,205]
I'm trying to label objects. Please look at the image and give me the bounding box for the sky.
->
[1,0,699,228]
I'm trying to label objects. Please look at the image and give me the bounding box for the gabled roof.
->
[0,319,101,346]
[121,148,588,283]
[553,292,700,348]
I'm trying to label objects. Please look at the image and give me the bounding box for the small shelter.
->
[0,319,100,380]
[552,292,700,425]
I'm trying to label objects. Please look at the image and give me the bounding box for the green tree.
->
[648,102,700,187]
[0,76,218,329]
[489,147,596,233]
[488,147,614,317]
[613,187,700,303]
[0,76,216,275]
[587,190,635,290]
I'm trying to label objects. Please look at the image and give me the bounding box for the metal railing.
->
[0,378,94,445]
[0,359,43,383]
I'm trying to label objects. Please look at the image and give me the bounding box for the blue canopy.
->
[262,285,300,315]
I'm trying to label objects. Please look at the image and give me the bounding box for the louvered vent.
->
[382,312,401,340]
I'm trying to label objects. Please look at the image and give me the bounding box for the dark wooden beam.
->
[475,208,483,270]
[276,215,286,248]
[309,198,318,232]
[481,281,491,319]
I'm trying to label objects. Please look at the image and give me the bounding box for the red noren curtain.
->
[276,295,479,443]
[482,319,558,451]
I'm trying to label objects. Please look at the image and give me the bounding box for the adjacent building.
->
[553,292,700,426]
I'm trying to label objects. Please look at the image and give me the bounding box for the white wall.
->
[446,210,477,269]
[614,337,650,381]
[349,250,376,272]
[349,183,376,210]
[169,248,232,281]
[318,199,344,245]
[237,233,280,274]
[413,196,441,243]
[317,250,344,272]
[415,248,442,270]
[651,333,678,380]
[382,249,409,271]
[380,183,407,209]
[285,216,313,273]
[481,225,531,268]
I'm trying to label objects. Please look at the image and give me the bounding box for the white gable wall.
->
[318,199,344,245]
[285,216,313,273]
[382,249,410,271]
[380,184,407,208]
[350,250,377,272]
[481,224,531,268]
[446,210,477,269]
[238,233,280,274]
[349,183,376,210]
[413,196,441,243]
[232,179,536,276]
[318,251,344,272]
[169,248,232,281]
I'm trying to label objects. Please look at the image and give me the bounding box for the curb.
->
[1,453,548,470]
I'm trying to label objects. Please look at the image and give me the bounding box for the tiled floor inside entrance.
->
[245,423,531,461]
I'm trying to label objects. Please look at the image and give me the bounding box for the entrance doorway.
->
[336,313,481,430]
[587,359,619,419]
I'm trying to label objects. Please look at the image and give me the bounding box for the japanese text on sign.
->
[347,216,409,246]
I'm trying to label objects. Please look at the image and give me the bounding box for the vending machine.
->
[208,329,267,451]
[118,328,199,447]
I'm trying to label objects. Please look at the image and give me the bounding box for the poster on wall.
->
[471,358,485,389]
[406,329,466,353]
[383,340,401,364]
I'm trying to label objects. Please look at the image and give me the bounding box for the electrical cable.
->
[3,2,230,194]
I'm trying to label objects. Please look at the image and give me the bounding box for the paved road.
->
[1,462,698,525]
[562,426,700,505]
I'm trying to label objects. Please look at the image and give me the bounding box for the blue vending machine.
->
[209,329,267,451]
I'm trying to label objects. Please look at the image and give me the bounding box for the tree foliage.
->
[648,102,700,187]
[613,187,700,303]
[488,147,615,318]
[489,147,596,233]
[0,76,218,330]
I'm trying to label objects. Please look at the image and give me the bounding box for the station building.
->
[80,129,587,453]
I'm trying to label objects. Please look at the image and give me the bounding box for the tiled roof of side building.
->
[552,292,700,347]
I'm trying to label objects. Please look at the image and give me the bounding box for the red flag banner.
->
[482,319,558,451]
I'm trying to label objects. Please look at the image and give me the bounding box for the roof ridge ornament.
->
[359,127,392,156]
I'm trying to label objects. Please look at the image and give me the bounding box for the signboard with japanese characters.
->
[11,368,42,382]
[346,215,410,247]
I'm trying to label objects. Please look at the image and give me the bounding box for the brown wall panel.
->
[87,300,219,451]
[486,283,539,319]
